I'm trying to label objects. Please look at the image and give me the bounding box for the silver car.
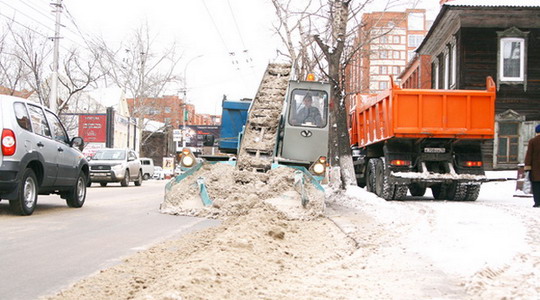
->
[88,148,143,187]
[0,95,89,216]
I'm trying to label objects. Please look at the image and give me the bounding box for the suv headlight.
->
[111,164,123,171]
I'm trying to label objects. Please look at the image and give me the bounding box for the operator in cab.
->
[294,94,323,127]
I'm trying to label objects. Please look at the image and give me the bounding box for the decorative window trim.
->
[496,27,529,91]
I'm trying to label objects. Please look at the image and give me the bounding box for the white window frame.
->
[433,60,439,89]
[444,51,449,89]
[499,37,525,82]
[451,43,457,87]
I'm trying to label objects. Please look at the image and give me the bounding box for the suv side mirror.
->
[71,137,85,151]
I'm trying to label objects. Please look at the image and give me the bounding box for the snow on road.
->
[47,170,540,299]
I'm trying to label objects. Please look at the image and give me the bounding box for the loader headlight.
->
[312,162,325,175]
[180,148,196,168]
[309,156,327,175]
[181,155,195,167]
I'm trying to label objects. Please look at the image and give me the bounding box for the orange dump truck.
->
[349,77,496,201]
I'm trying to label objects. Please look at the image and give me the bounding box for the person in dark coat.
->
[295,94,323,127]
[524,124,540,207]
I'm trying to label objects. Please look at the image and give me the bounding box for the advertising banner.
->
[79,114,107,143]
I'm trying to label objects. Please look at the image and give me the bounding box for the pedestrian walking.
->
[524,124,540,207]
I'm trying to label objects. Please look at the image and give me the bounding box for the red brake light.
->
[2,129,16,156]
[390,159,411,166]
[464,161,483,167]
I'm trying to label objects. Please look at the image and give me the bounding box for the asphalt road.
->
[0,179,219,300]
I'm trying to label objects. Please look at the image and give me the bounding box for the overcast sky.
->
[0,0,441,115]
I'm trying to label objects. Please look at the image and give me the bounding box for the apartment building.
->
[346,9,428,95]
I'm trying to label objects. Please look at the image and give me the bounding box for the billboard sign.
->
[183,125,221,148]
[79,114,107,143]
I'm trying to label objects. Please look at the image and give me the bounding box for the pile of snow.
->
[161,163,325,220]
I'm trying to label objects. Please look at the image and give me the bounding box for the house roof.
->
[444,0,540,7]
[416,2,540,55]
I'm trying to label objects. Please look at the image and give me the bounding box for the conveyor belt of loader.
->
[236,63,291,172]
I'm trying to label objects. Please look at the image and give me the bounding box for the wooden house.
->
[399,0,540,169]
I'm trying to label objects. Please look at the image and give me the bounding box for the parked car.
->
[140,157,154,180]
[152,166,164,180]
[88,148,142,187]
[0,95,89,215]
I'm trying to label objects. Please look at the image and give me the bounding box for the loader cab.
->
[276,80,331,166]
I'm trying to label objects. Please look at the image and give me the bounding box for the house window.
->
[380,36,388,44]
[497,122,519,164]
[497,27,529,89]
[379,50,388,59]
[500,38,524,81]
[393,51,400,59]
[164,107,171,113]
[393,35,400,44]
[380,66,388,74]
[379,81,388,90]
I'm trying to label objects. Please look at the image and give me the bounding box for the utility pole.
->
[49,0,62,113]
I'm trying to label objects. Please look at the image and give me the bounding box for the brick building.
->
[345,9,429,96]
[126,95,220,128]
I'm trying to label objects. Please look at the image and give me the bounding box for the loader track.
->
[236,63,291,172]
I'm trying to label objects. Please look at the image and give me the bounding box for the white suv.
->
[88,148,143,187]
[0,95,89,215]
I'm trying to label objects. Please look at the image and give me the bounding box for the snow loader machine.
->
[168,63,332,206]
[349,77,496,201]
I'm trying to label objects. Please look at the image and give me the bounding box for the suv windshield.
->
[93,150,126,160]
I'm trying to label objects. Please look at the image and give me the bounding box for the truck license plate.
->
[424,147,445,153]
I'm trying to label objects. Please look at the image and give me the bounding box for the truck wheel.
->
[121,170,130,187]
[450,183,468,201]
[366,159,377,193]
[408,183,426,197]
[143,173,150,180]
[463,184,481,201]
[100,182,107,187]
[66,171,87,208]
[394,185,408,200]
[134,171,143,186]
[9,168,38,216]
[374,158,396,200]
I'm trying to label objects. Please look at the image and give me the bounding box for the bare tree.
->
[0,22,28,95]
[7,23,51,104]
[271,0,417,189]
[94,23,182,153]
[57,47,106,112]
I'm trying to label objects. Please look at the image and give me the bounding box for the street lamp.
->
[182,54,204,148]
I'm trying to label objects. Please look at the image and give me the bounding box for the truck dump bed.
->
[349,77,496,148]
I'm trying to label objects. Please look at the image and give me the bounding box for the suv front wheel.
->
[121,170,130,187]
[65,171,87,208]
[10,168,38,216]
[134,170,143,186]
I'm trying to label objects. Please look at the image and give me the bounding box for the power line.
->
[19,0,56,24]
[0,0,56,32]
[0,12,49,39]
[226,0,253,66]
[0,1,87,51]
